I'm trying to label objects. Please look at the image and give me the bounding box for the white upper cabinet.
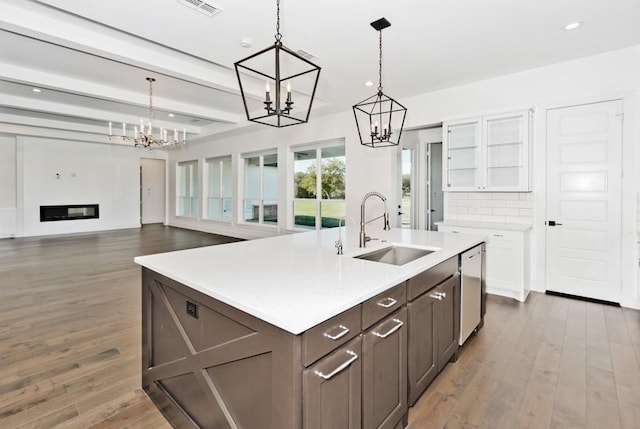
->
[443,109,532,192]
[443,118,482,190]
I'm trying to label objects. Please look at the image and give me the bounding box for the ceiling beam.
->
[0,94,204,134]
[0,63,241,125]
[0,1,243,103]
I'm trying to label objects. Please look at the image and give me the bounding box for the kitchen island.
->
[135,227,484,429]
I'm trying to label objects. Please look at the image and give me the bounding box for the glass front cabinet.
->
[443,109,532,192]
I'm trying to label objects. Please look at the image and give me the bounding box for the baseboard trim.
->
[545,290,620,307]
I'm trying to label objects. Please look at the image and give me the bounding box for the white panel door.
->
[545,100,623,302]
[141,158,166,224]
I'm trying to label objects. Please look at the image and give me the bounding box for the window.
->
[243,152,278,225]
[293,143,345,229]
[205,156,232,221]
[176,161,198,217]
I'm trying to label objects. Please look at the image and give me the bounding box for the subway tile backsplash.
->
[444,192,534,224]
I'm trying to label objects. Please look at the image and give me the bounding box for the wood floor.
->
[1,225,639,428]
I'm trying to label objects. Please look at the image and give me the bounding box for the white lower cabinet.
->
[437,224,531,301]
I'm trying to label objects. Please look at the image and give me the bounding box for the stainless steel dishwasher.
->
[459,244,483,345]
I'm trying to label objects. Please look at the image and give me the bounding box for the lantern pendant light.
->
[234,0,321,128]
[353,18,407,148]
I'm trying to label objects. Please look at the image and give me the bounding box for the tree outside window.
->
[293,144,345,229]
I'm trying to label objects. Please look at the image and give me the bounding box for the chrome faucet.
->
[359,192,391,248]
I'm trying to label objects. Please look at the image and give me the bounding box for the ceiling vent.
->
[295,49,318,61]
[178,0,223,17]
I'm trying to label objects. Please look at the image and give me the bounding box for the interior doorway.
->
[400,148,414,228]
[397,125,443,230]
[545,100,623,303]
[426,142,443,231]
[140,158,166,225]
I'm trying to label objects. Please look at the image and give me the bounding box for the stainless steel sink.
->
[353,245,434,266]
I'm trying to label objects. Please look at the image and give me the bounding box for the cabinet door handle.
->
[372,319,404,339]
[429,293,443,301]
[323,324,350,341]
[492,234,503,237]
[377,297,398,308]
[314,350,358,380]
[439,292,447,299]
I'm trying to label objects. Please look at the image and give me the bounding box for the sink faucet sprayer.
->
[359,192,391,248]
[335,217,357,255]
[335,217,346,255]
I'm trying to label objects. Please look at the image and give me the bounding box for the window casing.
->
[176,161,198,217]
[293,143,345,229]
[243,152,278,225]
[205,156,232,222]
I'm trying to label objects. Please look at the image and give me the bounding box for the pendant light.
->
[353,18,407,148]
[234,0,321,128]
[108,77,187,148]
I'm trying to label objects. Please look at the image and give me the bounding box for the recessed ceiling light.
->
[563,22,583,31]
[240,38,252,48]
[168,113,175,117]
[32,88,42,93]
[364,81,374,87]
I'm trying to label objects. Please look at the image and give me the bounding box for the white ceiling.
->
[2,0,640,144]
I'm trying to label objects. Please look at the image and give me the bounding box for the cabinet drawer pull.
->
[429,293,443,301]
[493,234,504,237]
[377,297,398,308]
[314,350,358,380]
[323,325,350,341]
[372,319,404,339]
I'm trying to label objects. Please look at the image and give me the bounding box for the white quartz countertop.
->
[436,220,533,232]
[134,227,484,335]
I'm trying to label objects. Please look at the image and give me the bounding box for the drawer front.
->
[303,337,362,429]
[479,228,522,242]
[302,305,362,367]
[362,282,407,330]
[407,256,458,301]
[437,225,477,234]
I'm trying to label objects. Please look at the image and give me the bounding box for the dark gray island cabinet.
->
[141,253,473,429]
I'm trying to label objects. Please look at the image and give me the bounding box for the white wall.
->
[16,137,167,237]
[169,45,640,308]
[0,135,17,237]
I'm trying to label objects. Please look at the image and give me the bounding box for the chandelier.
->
[108,77,187,148]
[234,0,321,128]
[353,18,407,148]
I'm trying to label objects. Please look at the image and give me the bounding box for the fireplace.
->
[40,204,100,222]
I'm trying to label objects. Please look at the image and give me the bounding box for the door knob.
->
[547,220,563,226]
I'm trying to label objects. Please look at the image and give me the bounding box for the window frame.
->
[241,150,279,227]
[204,156,233,222]
[176,160,199,218]
[291,140,346,231]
